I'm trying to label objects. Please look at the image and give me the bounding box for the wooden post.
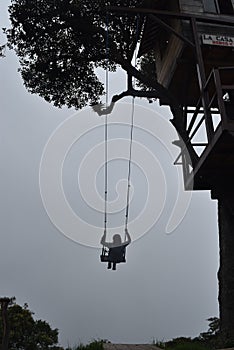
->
[210,188,234,344]
[190,17,214,142]
[217,194,234,343]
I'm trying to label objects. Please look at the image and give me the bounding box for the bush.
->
[165,337,209,350]
[166,343,209,350]
[66,340,104,350]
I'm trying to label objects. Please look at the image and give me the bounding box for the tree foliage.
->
[6,0,180,111]
[6,0,148,109]
[198,317,220,342]
[0,301,62,349]
[161,317,234,350]
[66,340,104,350]
[6,0,194,159]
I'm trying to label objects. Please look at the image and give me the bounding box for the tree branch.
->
[110,59,199,166]
[112,88,161,102]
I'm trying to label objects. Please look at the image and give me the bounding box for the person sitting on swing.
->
[100,229,131,270]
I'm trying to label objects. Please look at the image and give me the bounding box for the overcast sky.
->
[0,1,220,348]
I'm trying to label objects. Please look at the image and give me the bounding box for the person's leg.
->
[107,262,111,269]
[112,263,116,270]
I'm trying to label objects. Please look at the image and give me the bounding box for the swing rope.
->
[104,11,109,234]
[103,13,138,241]
[104,106,108,233]
[124,98,135,233]
[124,15,139,236]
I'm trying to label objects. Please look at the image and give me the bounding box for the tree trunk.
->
[217,194,234,343]
[0,299,10,350]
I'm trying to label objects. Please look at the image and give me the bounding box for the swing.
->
[100,246,126,263]
[100,247,110,262]
[99,94,135,264]
[100,13,137,265]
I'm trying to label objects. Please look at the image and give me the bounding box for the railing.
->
[174,67,234,180]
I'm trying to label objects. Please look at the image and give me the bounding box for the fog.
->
[0,1,219,347]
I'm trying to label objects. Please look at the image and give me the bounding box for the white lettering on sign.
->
[202,34,234,47]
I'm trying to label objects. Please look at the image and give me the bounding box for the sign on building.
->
[201,34,234,47]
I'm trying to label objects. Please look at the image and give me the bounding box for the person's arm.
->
[124,229,131,244]
[100,230,106,245]
[100,230,112,248]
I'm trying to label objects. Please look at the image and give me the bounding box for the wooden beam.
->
[190,17,214,141]
[148,14,195,48]
[107,7,234,26]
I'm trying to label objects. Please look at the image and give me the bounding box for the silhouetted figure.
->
[100,229,131,270]
[224,90,234,120]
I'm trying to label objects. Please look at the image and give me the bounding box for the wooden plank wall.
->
[179,0,234,39]
[154,0,234,88]
[180,0,234,14]
[179,0,204,14]
[157,28,184,86]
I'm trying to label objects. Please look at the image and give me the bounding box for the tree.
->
[0,297,15,350]
[5,1,178,107]
[5,0,196,162]
[0,300,62,349]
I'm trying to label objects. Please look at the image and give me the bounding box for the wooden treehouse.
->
[137,0,234,193]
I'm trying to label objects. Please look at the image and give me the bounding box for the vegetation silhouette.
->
[5,0,176,111]
[0,300,62,349]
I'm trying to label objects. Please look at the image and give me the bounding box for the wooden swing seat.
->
[100,247,126,263]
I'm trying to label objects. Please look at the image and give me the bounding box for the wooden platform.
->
[103,344,162,350]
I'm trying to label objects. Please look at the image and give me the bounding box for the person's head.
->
[113,234,122,245]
